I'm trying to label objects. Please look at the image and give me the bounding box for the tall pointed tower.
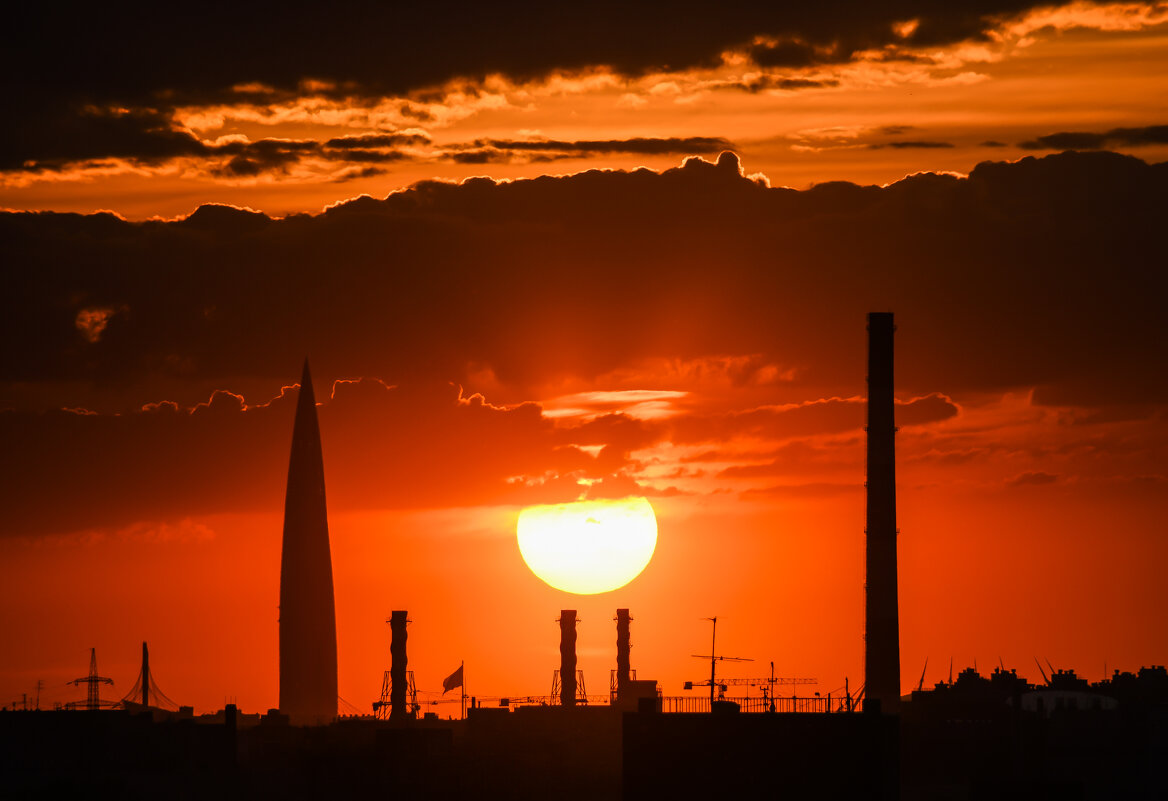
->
[279,360,338,725]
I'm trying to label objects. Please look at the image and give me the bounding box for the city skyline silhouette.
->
[0,4,1165,797]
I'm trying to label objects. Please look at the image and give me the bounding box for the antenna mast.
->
[690,617,752,709]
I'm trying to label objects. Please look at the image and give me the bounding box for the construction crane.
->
[690,617,752,709]
[686,662,816,709]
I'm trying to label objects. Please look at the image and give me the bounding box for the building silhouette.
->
[278,360,338,725]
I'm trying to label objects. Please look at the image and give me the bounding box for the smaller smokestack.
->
[390,611,408,719]
[616,609,631,691]
[559,610,578,707]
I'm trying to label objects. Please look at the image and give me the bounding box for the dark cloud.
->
[980,140,1008,147]
[0,379,658,537]
[716,76,840,93]
[477,137,735,155]
[0,381,958,535]
[1019,124,1168,150]
[744,481,860,498]
[333,166,390,182]
[0,1,1113,169]
[444,137,737,163]
[211,138,321,176]
[717,439,862,479]
[0,150,1164,415]
[11,128,732,177]
[3,150,1166,533]
[450,149,499,165]
[869,140,956,149]
[5,107,207,172]
[324,149,413,165]
[1006,470,1060,487]
[898,394,961,426]
[671,394,957,448]
[749,40,834,68]
[14,129,427,178]
[324,133,432,149]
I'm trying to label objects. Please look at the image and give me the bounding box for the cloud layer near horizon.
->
[1,149,1165,536]
[3,150,1165,406]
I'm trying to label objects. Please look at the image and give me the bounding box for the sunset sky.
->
[2,1,1166,715]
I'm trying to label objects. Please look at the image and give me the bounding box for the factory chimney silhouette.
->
[865,313,900,713]
[278,360,338,725]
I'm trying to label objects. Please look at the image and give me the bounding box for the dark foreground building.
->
[6,676,1163,801]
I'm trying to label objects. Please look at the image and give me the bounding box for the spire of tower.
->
[278,359,338,725]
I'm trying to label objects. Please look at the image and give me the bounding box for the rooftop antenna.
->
[948,657,953,685]
[690,617,752,709]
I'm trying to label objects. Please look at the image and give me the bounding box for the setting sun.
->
[516,497,658,594]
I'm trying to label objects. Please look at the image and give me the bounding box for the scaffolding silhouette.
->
[373,669,418,719]
[610,668,637,703]
[550,669,588,705]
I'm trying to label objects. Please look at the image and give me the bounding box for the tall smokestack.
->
[390,611,408,719]
[865,312,900,713]
[278,360,339,725]
[616,609,631,691]
[559,610,577,707]
[141,642,149,707]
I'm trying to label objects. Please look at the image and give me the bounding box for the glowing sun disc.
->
[517,497,658,594]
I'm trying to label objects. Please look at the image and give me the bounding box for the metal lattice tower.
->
[67,648,114,711]
[550,669,588,705]
[373,669,417,719]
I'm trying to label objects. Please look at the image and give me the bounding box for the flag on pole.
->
[442,664,464,694]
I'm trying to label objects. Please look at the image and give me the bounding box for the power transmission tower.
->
[67,648,114,710]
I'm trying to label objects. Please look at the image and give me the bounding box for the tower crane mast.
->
[690,617,753,709]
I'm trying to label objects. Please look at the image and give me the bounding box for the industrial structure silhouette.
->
[278,360,339,725]
[3,315,1166,800]
[865,312,901,715]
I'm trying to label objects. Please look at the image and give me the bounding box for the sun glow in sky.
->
[0,1,1166,715]
[517,497,658,594]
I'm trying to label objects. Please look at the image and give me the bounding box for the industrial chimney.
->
[390,611,408,719]
[615,609,631,692]
[864,312,900,713]
[141,642,150,707]
[559,610,578,707]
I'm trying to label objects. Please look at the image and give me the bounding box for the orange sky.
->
[3,3,1167,218]
[1,1,1166,714]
